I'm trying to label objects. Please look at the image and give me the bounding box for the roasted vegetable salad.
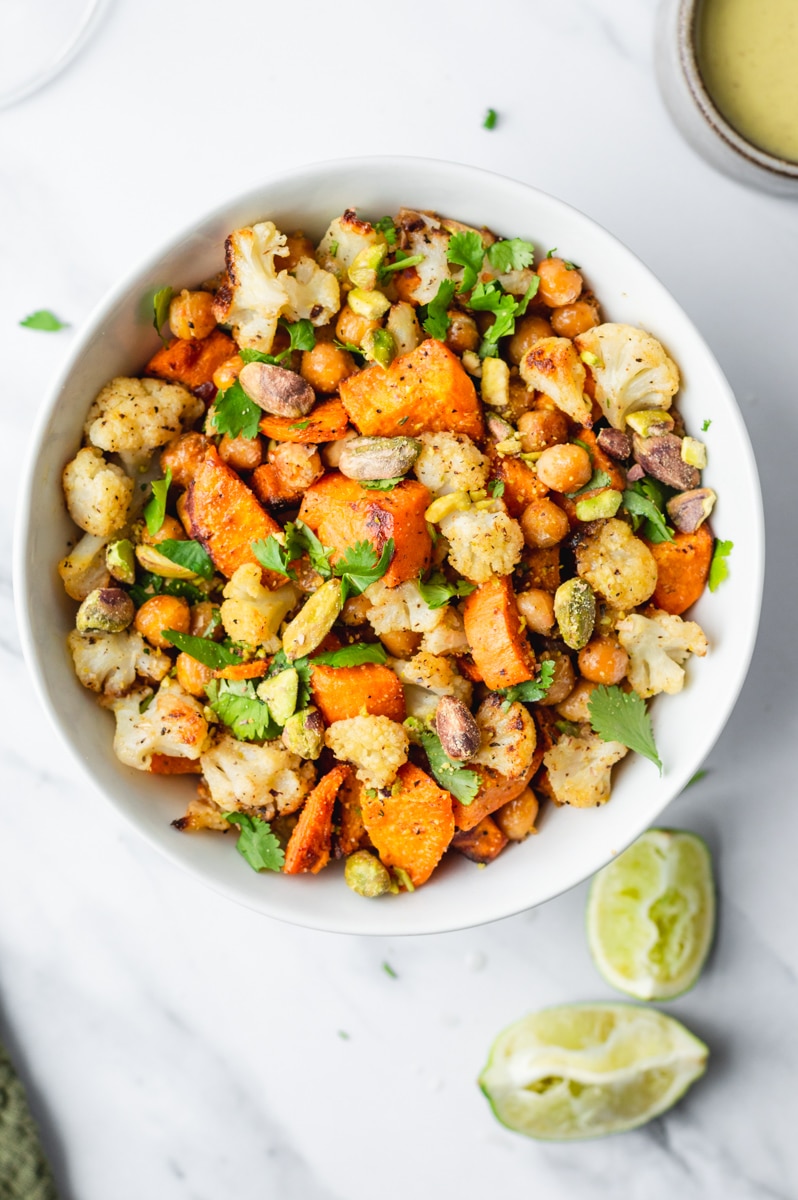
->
[59,207,723,894]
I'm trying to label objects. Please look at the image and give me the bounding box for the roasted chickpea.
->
[322,432,357,469]
[536,257,583,307]
[445,311,480,354]
[557,678,598,722]
[538,651,576,706]
[550,298,600,339]
[336,305,378,347]
[161,432,210,488]
[300,342,357,393]
[494,787,539,840]
[281,231,315,271]
[507,314,554,365]
[577,636,629,685]
[516,588,556,634]
[189,601,218,638]
[176,652,213,698]
[504,376,538,422]
[520,498,571,548]
[168,289,217,340]
[268,441,323,491]
[141,515,186,547]
[535,443,592,492]
[212,355,243,392]
[517,409,570,452]
[219,433,264,472]
[380,630,423,658]
[341,593,373,626]
[134,595,190,649]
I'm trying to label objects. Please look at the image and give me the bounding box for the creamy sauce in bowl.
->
[697,0,798,163]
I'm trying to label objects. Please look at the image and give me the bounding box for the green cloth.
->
[0,1042,58,1200]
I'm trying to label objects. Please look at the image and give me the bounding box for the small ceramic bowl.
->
[656,0,798,196]
[14,157,764,935]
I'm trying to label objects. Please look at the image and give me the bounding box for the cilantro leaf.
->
[289,419,311,431]
[252,535,297,580]
[375,216,398,246]
[567,469,612,499]
[500,660,556,706]
[405,718,480,805]
[143,468,172,536]
[311,642,388,667]
[334,539,394,602]
[487,238,535,274]
[708,538,733,592]
[128,572,206,607]
[702,418,712,432]
[156,538,215,579]
[468,281,523,353]
[622,480,674,543]
[360,477,403,491]
[239,318,316,365]
[162,631,240,669]
[417,570,476,610]
[447,231,486,294]
[292,521,334,577]
[490,480,505,498]
[224,812,285,872]
[483,107,498,130]
[207,679,279,741]
[210,379,261,440]
[334,338,365,359]
[152,287,173,345]
[380,251,425,279]
[588,684,662,773]
[422,279,456,340]
[20,309,68,331]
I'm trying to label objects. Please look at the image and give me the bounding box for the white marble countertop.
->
[2,1,797,1196]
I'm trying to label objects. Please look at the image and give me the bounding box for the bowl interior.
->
[15,158,763,935]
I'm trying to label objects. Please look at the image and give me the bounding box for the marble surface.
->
[1,1,797,1196]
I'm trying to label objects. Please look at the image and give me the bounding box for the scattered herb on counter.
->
[382,961,398,979]
[20,309,68,331]
[483,108,498,129]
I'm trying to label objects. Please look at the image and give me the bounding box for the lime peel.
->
[479,1002,708,1141]
[587,828,715,1001]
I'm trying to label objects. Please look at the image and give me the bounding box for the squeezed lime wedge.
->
[479,1003,707,1140]
[587,828,715,1000]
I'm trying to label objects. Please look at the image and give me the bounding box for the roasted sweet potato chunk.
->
[298,473,432,587]
[647,525,713,615]
[258,398,350,443]
[463,575,535,690]
[311,663,406,724]
[284,764,351,875]
[334,773,370,857]
[146,329,235,390]
[361,762,455,887]
[339,338,484,439]
[451,816,509,863]
[184,444,283,585]
[489,453,548,518]
[149,754,203,775]
[451,762,537,832]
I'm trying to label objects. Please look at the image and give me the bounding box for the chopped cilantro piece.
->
[382,961,398,979]
[360,477,403,491]
[156,538,215,579]
[380,251,425,277]
[490,480,505,498]
[334,538,394,602]
[289,419,311,431]
[224,812,285,871]
[161,631,240,669]
[209,379,261,439]
[483,108,498,130]
[20,309,68,331]
[622,479,674,543]
[208,679,280,741]
[708,538,733,592]
[143,468,172,536]
[422,279,456,340]
[447,230,486,294]
[405,717,480,805]
[417,570,476,610]
[252,534,297,580]
[311,642,388,668]
[499,660,556,706]
[702,418,712,432]
[487,238,535,273]
[686,769,708,788]
[567,469,611,499]
[588,684,662,773]
[152,287,173,344]
[329,239,339,257]
[374,216,398,246]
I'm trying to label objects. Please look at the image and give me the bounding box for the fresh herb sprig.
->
[224,813,284,871]
[588,684,662,773]
[405,717,480,805]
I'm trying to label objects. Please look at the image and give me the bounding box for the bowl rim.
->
[13,155,765,934]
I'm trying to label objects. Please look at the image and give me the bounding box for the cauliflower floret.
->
[316,210,380,277]
[543,731,628,808]
[616,609,708,698]
[365,578,468,654]
[83,377,203,455]
[62,447,133,538]
[108,679,210,770]
[519,336,591,425]
[220,564,298,650]
[325,715,409,789]
[214,221,340,353]
[200,733,315,819]
[68,628,171,696]
[390,651,473,702]
[414,432,488,498]
[394,209,453,305]
[576,518,658,610]
[574,323,679,430]
[470,694,537,779]
[58,532,111,601]
[440,505,524,583]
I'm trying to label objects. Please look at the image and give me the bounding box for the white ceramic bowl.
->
[15,157,764,936]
